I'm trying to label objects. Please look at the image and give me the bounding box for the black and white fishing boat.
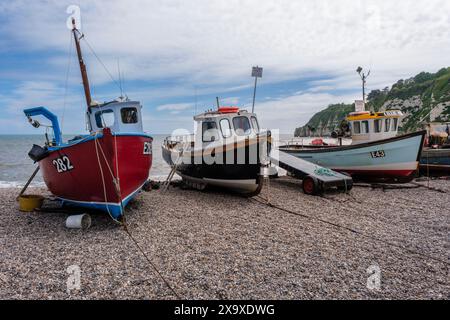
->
[162,106,271,196]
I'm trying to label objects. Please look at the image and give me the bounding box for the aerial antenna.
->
[117,59,124,99]
[121,65,128,100]
[194,86,198,116]
[251,66,263,113]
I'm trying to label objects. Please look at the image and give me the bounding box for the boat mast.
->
[72,18,92,109]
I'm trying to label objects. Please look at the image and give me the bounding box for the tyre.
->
[302,175,320,195]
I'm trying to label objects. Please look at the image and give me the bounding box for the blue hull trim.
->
[61,201,123,219]
[57,181,146,219]
[48,132,153,152]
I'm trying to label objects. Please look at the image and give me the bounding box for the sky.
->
[0,0,449,135]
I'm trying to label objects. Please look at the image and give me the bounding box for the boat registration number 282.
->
[143,142,152,155]
[52,155,74,173]
[370,150,386,158]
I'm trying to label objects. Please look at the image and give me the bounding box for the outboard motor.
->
[28,144,49,163]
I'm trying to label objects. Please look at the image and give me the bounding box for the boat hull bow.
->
[162,135,269,196]
[278,131,426,182]
[39,129,152,219]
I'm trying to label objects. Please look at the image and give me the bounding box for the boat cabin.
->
[346,110,403,144]
[193,107,260,146]
[87,100,144,134]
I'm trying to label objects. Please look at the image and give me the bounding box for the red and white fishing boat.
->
[23,19,152,221]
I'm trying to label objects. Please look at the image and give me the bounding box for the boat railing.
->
[164,134,194,150]
[276,138,306,149]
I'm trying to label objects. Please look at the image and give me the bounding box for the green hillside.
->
[295,67,450,136]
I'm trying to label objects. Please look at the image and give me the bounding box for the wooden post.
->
[17,166,40,199]
[72,18,92,109]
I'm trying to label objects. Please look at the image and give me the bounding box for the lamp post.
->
[251,66,263,113]
[357,66,370,106]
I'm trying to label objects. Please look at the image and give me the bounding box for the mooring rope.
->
[251,196,450,267]
[93,133,180,298]
[93,134,121,224]
[121,221,182,299]
[352,182,448,194]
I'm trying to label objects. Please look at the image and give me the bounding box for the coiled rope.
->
[314,167,337,177]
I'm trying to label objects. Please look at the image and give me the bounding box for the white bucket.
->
[65,214,92,229]
[260,166,278,177]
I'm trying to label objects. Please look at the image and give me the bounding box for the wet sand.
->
[0,177,449,299]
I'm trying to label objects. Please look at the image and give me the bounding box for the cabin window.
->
[202,121,219,142]
[374,119,382,133]
[385,118,391,132]
[121,107,138,124]
[361,121,369,134]
[219,118,232,138]
[86,112,92,131]
[95,109,115,128]
[233,116,252,136]
[392,118,398,131]
[251,116,260,133]
[353,121,361,134]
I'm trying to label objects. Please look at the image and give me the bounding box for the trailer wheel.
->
[302,176,319,195]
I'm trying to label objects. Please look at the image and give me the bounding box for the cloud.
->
[220,97,240,105]
[3,0,450,85]
[1,0,450,134]
[156,103,194,113]
[252,92,357,133]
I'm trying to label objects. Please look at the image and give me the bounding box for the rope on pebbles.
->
[251,196,450,267]
[93,134,181,299]
[353,182,448,194]
[122,220,182,299]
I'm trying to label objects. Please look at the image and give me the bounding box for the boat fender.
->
[28,144,49,163]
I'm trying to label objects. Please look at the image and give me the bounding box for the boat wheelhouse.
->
[87,100,145,134]
[162,107,271,195]
[419,122,450,175]
[346,110,403,144]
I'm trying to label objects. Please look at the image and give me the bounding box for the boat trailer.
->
[270,150,353,195]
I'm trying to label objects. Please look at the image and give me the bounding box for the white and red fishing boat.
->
[23,19,152,220]
[162,106,271,195]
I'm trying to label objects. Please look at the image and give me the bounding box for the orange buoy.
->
[311,138,324,146]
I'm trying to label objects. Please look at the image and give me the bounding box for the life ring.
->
[218,106,240,114]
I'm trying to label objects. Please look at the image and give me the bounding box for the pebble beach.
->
[0,177,449,300]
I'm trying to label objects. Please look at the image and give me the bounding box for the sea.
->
[0,134,172,188]
[0,134,300,188]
